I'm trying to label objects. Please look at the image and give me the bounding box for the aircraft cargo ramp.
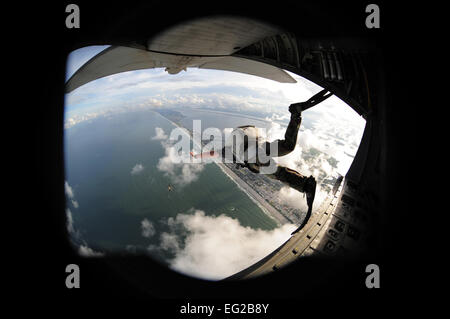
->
[226,176,372,280]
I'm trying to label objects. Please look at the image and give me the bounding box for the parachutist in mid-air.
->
[191,89,332,234]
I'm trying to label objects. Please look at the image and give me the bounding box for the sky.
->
[64,46,364,128]
[64,46,366,279]
[64,45,365,177]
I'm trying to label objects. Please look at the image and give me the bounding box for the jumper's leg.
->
[267,165,317,234]
[270,165,308,192]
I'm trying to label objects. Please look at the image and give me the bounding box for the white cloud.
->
[66,208,74,234]
[152,127,168,140]
[141,218,156,238]
[64,182,104,257]
[278,185,328,212]
[157,141,205,186]
[78,245,104,257]
[159,232,181,251]
[256,109,365,213]
[65,181,80,209]
[131,163,144,175]
[67,209,104,257]
[71,199,79,208]
[156,210,296,280]
[65,181,74,199]
[66,208,83,241]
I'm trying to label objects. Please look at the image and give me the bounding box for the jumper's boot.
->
[289,89,333,115]
[291,175,317,235]
[288,102,304,118]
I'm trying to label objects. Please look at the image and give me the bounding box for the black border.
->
[13,0,421,313]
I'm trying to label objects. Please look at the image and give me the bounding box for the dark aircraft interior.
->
[21,0,419,310]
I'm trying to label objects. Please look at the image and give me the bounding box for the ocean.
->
[64,108,279,261]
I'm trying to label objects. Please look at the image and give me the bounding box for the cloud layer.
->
[65,180,104,257]
[78,245,104,257]
[64,64,322,128]
[150,210,296,280]
[65,181,79,208]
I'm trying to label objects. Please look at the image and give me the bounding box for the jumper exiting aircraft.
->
[190,89,333,233]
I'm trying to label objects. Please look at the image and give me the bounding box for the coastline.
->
[216,162,289,226]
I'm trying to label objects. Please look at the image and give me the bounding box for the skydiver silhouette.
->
[191,89,332,234]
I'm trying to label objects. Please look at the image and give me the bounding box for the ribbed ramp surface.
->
[226,177,370,280]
